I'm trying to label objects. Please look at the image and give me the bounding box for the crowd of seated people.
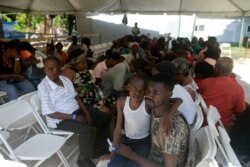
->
[1,33,248,167]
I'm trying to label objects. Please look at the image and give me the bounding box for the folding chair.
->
[0,131,10,158]
[29,92,78,166]
[29,93,74,140]
[17,91,42,139]
[207,105,239,167]
[193,126,217,165]
[0,100,70,167]
[197,93,208,115]
[191,104,204,135]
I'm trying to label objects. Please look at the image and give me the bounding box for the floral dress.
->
[73,69,116,110]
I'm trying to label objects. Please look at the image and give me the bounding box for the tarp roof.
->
[0,0,250,17]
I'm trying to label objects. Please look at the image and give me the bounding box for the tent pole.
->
[191,14,197,39]
[239,16,245,48]
[178,14,181,37]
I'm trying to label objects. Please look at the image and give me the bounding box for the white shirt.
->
[172,84,196,124]
[123,97,151,139]
[38,75,79,128]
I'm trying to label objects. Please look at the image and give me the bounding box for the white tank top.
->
[123,97,151,139]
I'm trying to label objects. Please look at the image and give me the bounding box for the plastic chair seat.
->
[14,134,66,161]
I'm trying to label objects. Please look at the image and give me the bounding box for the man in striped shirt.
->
[38,56,95,167]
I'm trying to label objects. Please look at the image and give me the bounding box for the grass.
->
[227,46,250,60]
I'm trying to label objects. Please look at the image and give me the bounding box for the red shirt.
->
[198,76,246,129]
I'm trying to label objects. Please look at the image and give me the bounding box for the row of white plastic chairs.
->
[188,93,242,167]
[90,42,113,60]
[0,91,77,167]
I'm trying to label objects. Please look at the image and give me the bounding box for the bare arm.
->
[76,96,92,124]
[162,98,183,135]
[112,96,126,147]
[13,58,22,74]
[47,112,72,120]
[163,154,178,167]
[0,73,24,80]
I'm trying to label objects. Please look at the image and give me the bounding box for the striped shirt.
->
[38,75,79,128]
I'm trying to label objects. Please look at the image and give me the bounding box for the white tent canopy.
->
[0,0,250,17]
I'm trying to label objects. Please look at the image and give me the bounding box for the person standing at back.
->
[132,22,140,36]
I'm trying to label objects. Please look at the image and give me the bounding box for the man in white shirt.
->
[151,61,196,124]
[38,56,95,167]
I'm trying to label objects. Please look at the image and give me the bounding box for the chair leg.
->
[58,146,79,167]
[57,150,70,167]
[23,125,41,141]
[33,159,47,167]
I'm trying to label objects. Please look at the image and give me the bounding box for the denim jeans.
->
[108,135,151,167]
[0,79,36,100]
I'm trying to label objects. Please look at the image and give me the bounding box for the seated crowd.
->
[0,34,247,167]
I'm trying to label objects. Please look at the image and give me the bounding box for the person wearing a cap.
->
[173,57,198,101]
[151,61,196,125]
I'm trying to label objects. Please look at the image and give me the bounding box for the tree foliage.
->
[1,13,75,34]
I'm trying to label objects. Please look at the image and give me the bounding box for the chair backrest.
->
[0,100,34,130]
[218,126,242,167]
[194,126,217,161]
[29,93,50,134]
[207,105,233,166]
[29,92,41,113]
[207,105,225,137]
[197,93,208,115]
[191,105,204,135]
[17,91,37,101]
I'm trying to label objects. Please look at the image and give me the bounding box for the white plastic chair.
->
[191,105,204,134]
[187,126,217,167]
[29,93,74,140]
[207,105,238,167]
[0,131,10,158]
[0,100,70,167]
[29,93,77,166]
[220,43,231,57]
[194,126,217,162]
[197,93,208,115]
[218,126,242,167]
[16,91,42,140]
[196,158,219,167]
